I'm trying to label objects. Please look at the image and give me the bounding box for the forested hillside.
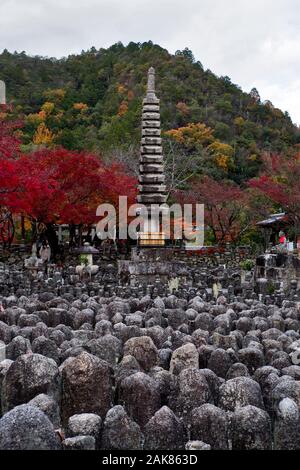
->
[1,41,299,184]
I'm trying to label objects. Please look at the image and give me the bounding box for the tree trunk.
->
[45,223,59,259]
[78,224,83,246]
[69,224,76,248]
[31,220,37,242]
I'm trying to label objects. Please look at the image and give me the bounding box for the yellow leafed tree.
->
[234,116,245,127]
[208,141,234,171]
[33,123,54,146]
[27,111,45,125]
[73,102,88,112]
[43,88,66,102]
[118,100,128,117]
[41,101,55,115]
[117,84,126,94]
[166,121,234,172]
[165,123,214,147]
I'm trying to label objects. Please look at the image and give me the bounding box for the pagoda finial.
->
[146,67,156,98]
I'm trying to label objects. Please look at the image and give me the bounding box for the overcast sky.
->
[1,0,299,123]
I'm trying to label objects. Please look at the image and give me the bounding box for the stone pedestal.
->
[118,248,188,287]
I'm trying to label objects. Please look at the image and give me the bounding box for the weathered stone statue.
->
[24,243,43,270]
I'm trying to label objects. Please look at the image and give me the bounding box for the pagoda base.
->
[138,232,165,247]
[118,247,189,288]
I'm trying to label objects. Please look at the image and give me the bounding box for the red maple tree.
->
[1,142,137,251]
[0,116,21,160]
[249,152,300,237]
[0,113,22,201]
[175,176,251,245]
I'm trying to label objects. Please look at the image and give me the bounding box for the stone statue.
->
[24,243,43,269]
[39,242,51,263]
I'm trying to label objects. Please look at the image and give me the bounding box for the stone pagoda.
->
[0,80,6,105]
[118,68,188,286]
[137,67,167,247]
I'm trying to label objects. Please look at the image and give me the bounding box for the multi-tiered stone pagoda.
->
[0,80,6,105]
[117,67,188,283]
[137,67,167,247]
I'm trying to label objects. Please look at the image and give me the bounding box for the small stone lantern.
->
[74,242,99,277]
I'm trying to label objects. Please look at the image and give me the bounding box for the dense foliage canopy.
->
[1,42,299,184]
[1,42,300,248]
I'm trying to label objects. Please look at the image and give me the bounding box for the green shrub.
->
[79,254,89,266]
[240,259,255,271]
[267,282,276,295]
